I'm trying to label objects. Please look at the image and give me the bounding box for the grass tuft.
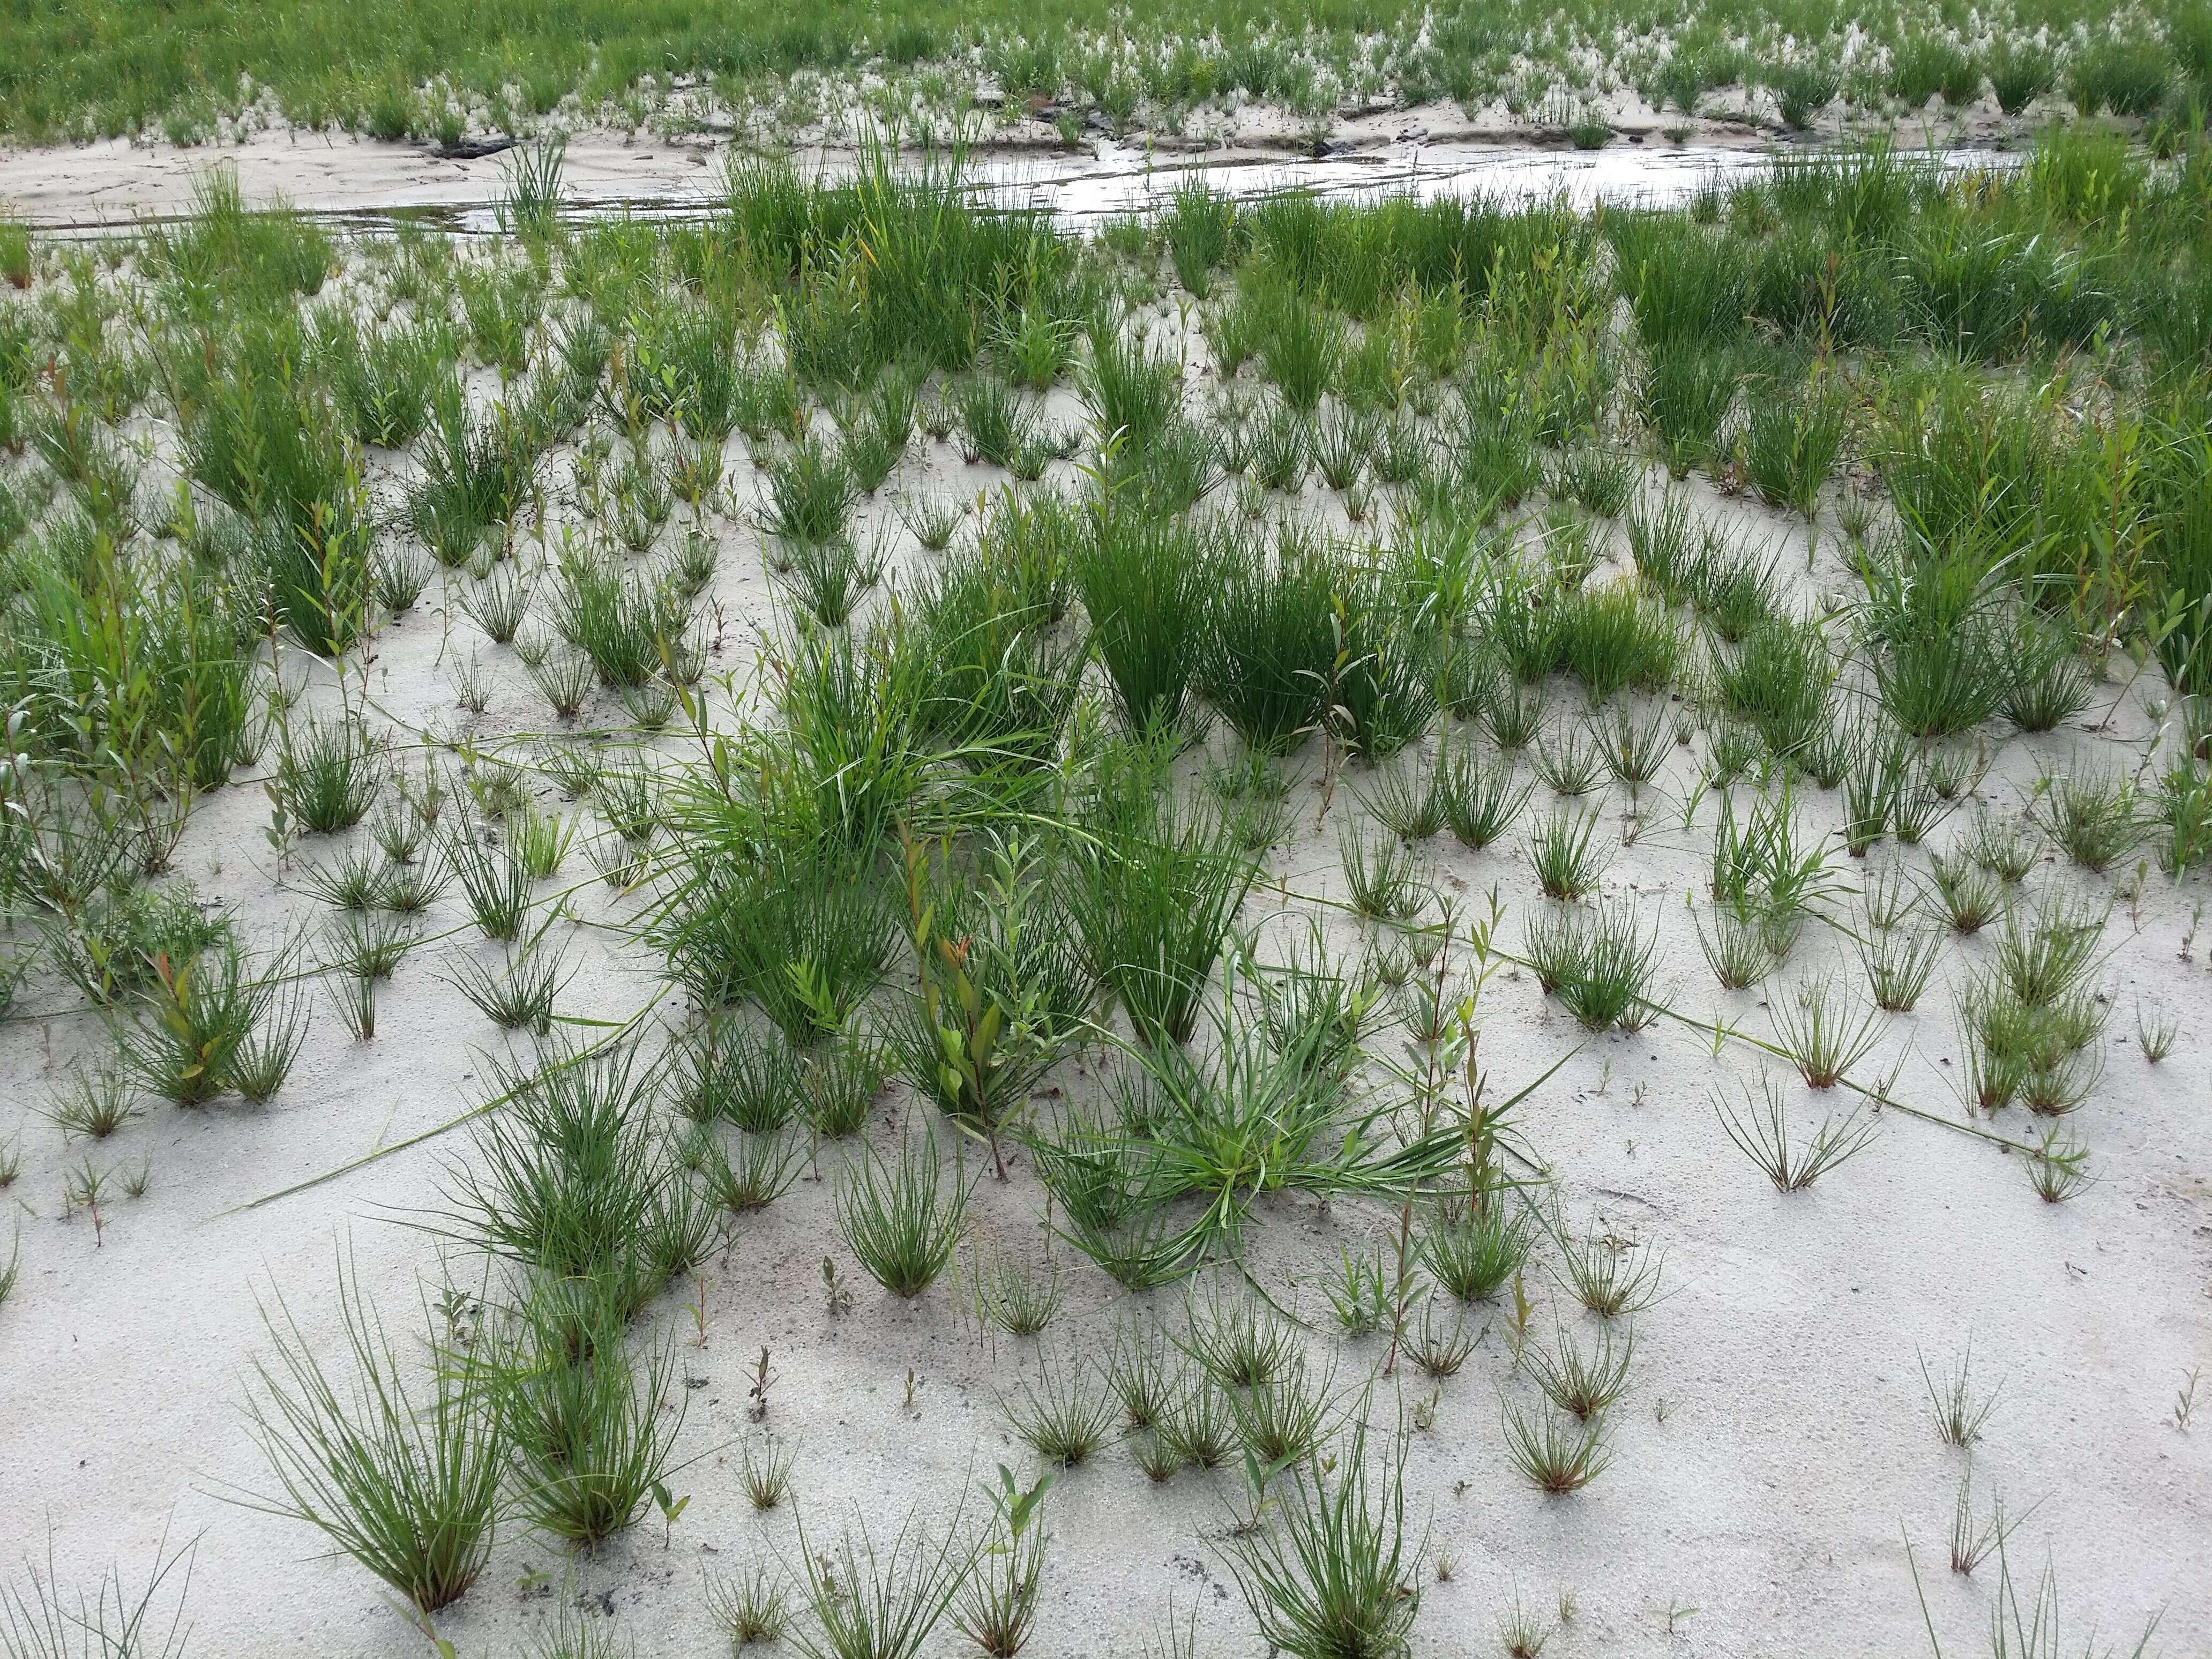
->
[230,1251,500,1614]
[836,1130,970,1299]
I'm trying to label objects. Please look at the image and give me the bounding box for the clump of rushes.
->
[1552,1223,1664,1319]
[444,929,569,1035]
[836,1129,970,1298]
[1642,341,1739,476]
[1105,1319,1176,1429]
[1718,612,1835,762]
[1178,1277,1301,1391]
[1500,1397,1612,1494]
[507,804,574,880]
[1082,324,1181,451]
[781,530,888,630]
[1920,1342,1999,1447]
[1227,1349,1340,1466]
[459,561,532,644]
[739,1436,797,1510]
[1693,901,1777,990]
[529,650,595,721]
[1072,511,1209,739]
[229,982,311,1103]
[1246,412,1298,496]
[229,1252,502,1615]
[1554,583,1679,705]
[495,1287,687,1549]
[2,1519,197,1658]
[1197,529,1340,754]
[672,1015,799,1134]
[1526,803,1608,900]
[955,1471,1050,1658]
[708,1563,791,1647]
[276,712,383,833]
[1715,1074,1879,1190]
[2135,997,2177,1064]
[301,845,402,914]
[1002,1351,1118,1466]
[1531,727,1603,796]
[1925,850,2002,933]
[1740,363,1845,519]
[442,819,534,941]
[1858,520,2014,739]
[1523,1320,1635,1421]
[792,1500,982,1659]
[1421,1187,1537,1304]
[1340,824,1425,922]
[2035,757,2144,872]
[1962,810,2039,884]
[1950,894,2109,1119]
[1523,901,1656,1030]
[1336,566,1440,762]
[2002,617,2093,733]
[760,433,858,548]
[1070,748,1257,1046]
[1224,1416,1421,1659]
[443,1040,691,1314]
[705,1129,805,1214]
[1595,702,1670,793]
[44,1057,141,1141]
[1990,893,2105,1008]
[951,375,1041,469]
[1256,283,1343,413]
[659,841,896,1045]
[1358,758,1444,841]
[1857,923,1942,1012]
[980,1249,1064,1337]
[1404,1306,1478,1378]
[898,491,964,553]
[550,545,691,689]
[2026,1124,2094,1202]
[1164,184,1238,297]
[1483,675,1548,753]
[1438,745,1531,849]
[804,1042,883,1140]
[1768,970,1883,1089]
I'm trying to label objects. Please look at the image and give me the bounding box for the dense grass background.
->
[2,0,2206,141]
[0,0,1394,139]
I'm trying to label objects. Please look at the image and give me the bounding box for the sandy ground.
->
[0,261,2205,1659]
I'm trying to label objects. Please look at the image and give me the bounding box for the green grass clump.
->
[657,840,897,1044]
[1553,582,1679,704]
[276,712,382,834]
[1225,1416,1421,1657]
[496,1287,687,1548]
[793,1500,982,1659]
[1526,803,1608,900]
[1717,613,1834,760]
[1437,744,1531,849]
[837,1130,970,1298]
[119,940,292,1105]
[444,1041,698,1312]
[1421,1192,1537,1302]
[1198,529,1341,754]
[1071,748,1257,1047]
[1525,900,1657,1030]
[232,1253,501,1615]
